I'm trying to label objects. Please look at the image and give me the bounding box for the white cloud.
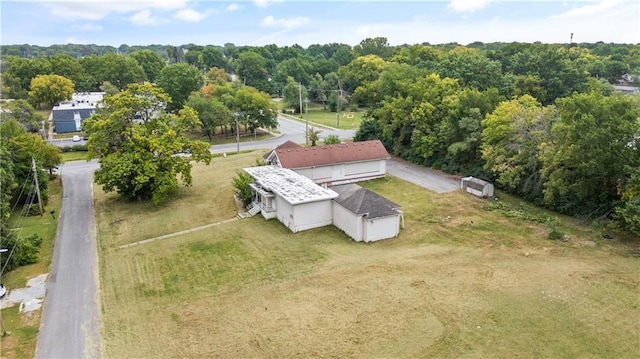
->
[226,3,240,11]
[254,0,283,8]
[130,10,168,26]
[261,15,310,29]
[447,0,492,14]
[44,0,190,20]
[173,8,206,22]
[554,0,625,18]
[72,23,103,32]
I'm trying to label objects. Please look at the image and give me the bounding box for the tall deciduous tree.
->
[29,74,74,108]
[157,63,204,112]
[540,92,640,216]
[83,83,212,203]
[481,95,556,200]
[131,50,166,83]
[186,92,232,141]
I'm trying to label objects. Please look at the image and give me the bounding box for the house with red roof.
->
[264,140,391,185]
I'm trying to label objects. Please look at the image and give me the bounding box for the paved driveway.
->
[36,160,102,359]
[386,157,460,193]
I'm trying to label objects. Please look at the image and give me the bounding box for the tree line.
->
[1,38,639,237]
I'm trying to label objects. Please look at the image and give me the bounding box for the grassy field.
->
[95,152,640,358]
[0,177,62,359]
[283,107,364,130]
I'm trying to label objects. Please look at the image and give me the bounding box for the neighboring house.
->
[331,183,403,242]
[612,85,639,94]
[461,176,494,198]
[244,166,402,242]
[265,140,390,185]
[52,92,104,133]
[244,166,338,233]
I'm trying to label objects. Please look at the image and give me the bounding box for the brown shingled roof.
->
[274,140,390,169]
[263,140,303,159]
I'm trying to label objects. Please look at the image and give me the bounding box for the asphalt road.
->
[36,160,102,359]
[209,115,356,154]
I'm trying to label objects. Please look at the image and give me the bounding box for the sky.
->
[1,0,638,47]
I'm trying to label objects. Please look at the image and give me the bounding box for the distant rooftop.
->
[53,92,105,111]
[244,166,338,205]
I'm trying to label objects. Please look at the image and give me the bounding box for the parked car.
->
[72,135,81,142]
[0,283,6,299]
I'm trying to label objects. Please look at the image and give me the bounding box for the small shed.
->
[461,176,494,198]
[331,183,403,242]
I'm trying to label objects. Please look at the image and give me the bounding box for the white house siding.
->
[275,197,294,230]
[293,160,386,185]
[364,215,401,242]
[332,202,363,241]
[291,201,334,232]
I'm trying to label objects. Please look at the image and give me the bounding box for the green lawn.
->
[283,107,364,130]
[95,152,640,358]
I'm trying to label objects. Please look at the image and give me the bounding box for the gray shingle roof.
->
[331,183,400,219]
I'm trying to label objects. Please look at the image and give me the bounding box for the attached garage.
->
[330,184,403,242]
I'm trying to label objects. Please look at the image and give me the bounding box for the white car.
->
[72,135,81,142]
[0,283,6,299]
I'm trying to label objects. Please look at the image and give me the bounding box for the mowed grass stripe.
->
[96,152,640,358]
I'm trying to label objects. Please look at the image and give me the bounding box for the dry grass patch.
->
[96,154,640,358]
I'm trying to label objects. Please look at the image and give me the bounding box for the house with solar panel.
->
[245,140,403,242]
[52,92,104,133]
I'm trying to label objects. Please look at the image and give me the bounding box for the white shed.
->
[331,184,403,242]
[461,176,495,198]
[244,166,338,233]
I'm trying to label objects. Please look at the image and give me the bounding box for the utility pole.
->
[298,82,303,117]
[337,79,342,129]
[305,98,309,146]
[32,157,43,217]
[235,116,240,154]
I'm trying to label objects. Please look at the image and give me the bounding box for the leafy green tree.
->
[435,48,504,91]
[540,92,640,216]
[201,46,228,70]
[235,51,268,86]
[5,56,52,96]
[92,53,147,90]
[185,92,231,141]
[29,74,74,108]
[99,81,120,96]
[131,50,166,83]
[232,170,253,207]
[205,67,229,85]
[481,95,555,199]
[0,99,45,133]
[83,83,212,203]
[157,63,204,112]
[353,37,393,59]
[338,55,386,93]
[48,54,93,91]
[233,86,278,132]
[282,76,307,114]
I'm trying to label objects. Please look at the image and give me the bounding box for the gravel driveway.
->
[386,157,460,194]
